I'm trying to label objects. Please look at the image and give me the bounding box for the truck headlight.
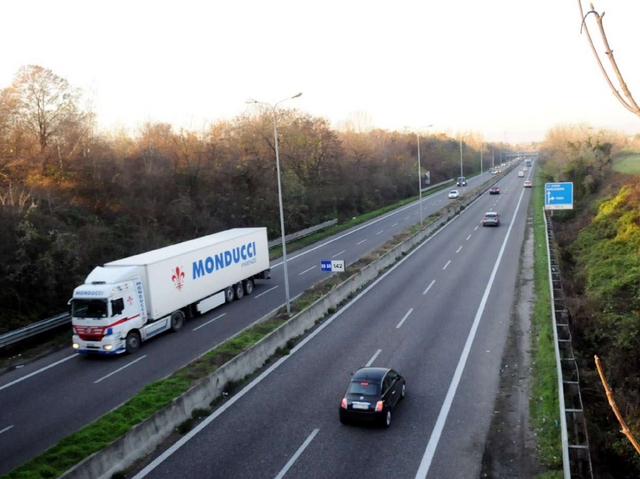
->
[104,344,113,351]
[72,343,80,350]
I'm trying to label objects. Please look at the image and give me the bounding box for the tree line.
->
[0,65,517,332]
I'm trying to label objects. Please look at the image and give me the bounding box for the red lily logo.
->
[172,266,185,291]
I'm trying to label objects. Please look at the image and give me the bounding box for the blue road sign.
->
[321,260,345,272]
[545,182,573,210]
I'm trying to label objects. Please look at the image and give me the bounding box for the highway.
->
[0,166,519,475]
[130,166,533,479]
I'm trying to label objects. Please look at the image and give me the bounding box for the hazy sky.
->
[2,0,639,143]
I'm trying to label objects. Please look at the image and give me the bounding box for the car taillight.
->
[375,401,384,412]
[341,398,347,409]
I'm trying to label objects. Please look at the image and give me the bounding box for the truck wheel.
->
[225,286,235,303]
[234,282,244,300]
[243,279,254,295]
[171,311,185,332]
[125,331,141,354]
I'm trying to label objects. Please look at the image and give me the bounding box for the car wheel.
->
[170,311,185,332]
[243,279,254,295]
[224,286,235,303]
[234,282,244,300]
[125,331,141,354]
[400,383,406,400]
[383,409,391,428]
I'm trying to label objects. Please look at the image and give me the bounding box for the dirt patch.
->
[480,218,544,478]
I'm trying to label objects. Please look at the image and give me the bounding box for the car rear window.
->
[348,380,380,396]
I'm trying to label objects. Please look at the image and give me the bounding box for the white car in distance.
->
[448,189,460,199]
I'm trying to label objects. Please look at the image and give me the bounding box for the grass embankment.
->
[612,153,640,174]
[530,170,563,477]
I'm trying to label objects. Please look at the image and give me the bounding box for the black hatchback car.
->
[339,367,405,428]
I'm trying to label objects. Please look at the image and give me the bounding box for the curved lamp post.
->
[245,92,302,314]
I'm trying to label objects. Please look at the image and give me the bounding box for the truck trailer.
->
[71,228,271,355]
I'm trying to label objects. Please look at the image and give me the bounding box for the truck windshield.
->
[72,299,108,318]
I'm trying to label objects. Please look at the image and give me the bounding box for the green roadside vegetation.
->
[612,152,640,174]
[529,169,563,476]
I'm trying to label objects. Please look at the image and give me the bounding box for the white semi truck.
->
[70,228,271,355]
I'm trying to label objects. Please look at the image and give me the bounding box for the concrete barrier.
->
[59,194,476,479]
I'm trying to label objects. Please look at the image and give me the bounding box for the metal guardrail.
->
[268,219,337,249]
[0,312,71,350]
[544,209,593,479]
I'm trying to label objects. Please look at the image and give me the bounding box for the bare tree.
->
[2,65,83,153]
[579,2,640,118]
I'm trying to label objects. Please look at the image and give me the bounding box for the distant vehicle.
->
[457,176,467,187]
[518,171,525,178]
[448,189,460,199]
[489,186,500,195]
[339,367,406,428]
[482,212,500,227]
[70,228,271,355]
[522,167,528,171]
[525,159,532,167]
[490,168,497,175]
[524,180,533,188]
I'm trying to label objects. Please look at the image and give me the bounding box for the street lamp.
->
[245,92,302,314]
[459,133,467,182]
[407,125,433,227]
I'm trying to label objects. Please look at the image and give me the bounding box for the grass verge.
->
[612,152,640,174]
[530,171,563,475]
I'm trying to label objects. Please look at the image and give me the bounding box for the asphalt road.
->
[130,167,533,479]
[0,163,525,474]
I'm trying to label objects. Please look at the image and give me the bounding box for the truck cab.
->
[457,176,467,187]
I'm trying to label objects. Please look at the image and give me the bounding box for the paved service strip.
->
[414,184,526,479]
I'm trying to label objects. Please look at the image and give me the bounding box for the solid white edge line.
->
[442,260,451,270]
[273,429,320,479]
[254,285,279,299]
[192,313,226,332]
[366,349,383,367]
[133,191,479,479]
[396,308,413,329]
[456,246,463,253]
[331,250,346,258]
[0,354,78,392]
[94,355,147,384]
[414,181,526,479]
[423,279,436,295]
[0,425,14,435]
[298,266,316,276]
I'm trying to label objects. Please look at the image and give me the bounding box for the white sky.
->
[2,0,640,143]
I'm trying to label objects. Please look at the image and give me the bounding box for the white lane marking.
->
[331,250,346,258]
[474,225,479,231]
[254,285,279,299]
[466,235,471,241]
[456,246,463,253]
[0,354,78,392]
[356,239,367,245]
[0,425,14,435]
[443,260,451,270]
[133,189,480,479]
[299,266,316,276]
[404,216,410,220]
[376,230,384,235]
[414,180,527,479]
[414,211,419,215]
[94,355,147,384]
[192,313,226,332]
[366,349,382,367]
[391,223,398,227]
[423,280,436,295]
[396,309,413,329]
[273,429,319,479]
